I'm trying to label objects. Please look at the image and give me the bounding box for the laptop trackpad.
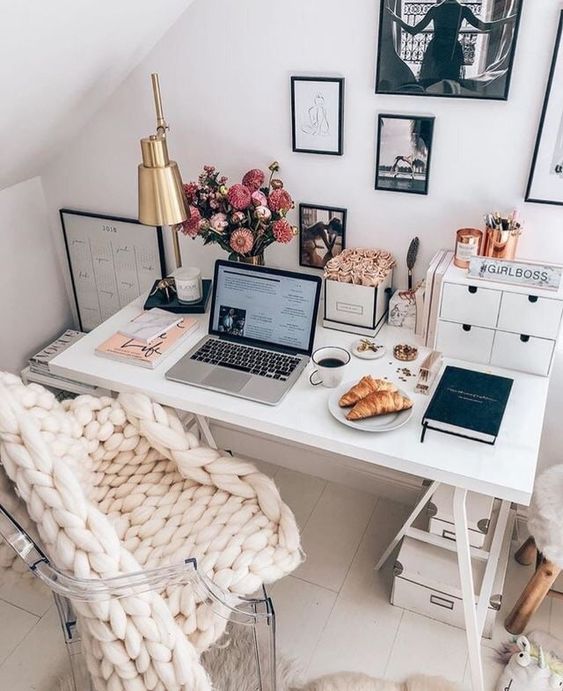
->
[202,368,251,392]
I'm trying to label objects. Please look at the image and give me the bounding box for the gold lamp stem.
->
[172,226,182,269]
[151,73,168,135]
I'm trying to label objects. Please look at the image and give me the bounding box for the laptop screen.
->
[209,261,321,355]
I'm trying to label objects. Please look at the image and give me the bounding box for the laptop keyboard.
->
[191,340,301,381]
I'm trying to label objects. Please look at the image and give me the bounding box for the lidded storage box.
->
[323,249,394,336]
[427,485,494,549]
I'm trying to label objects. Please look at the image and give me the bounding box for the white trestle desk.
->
[51,297,550,691]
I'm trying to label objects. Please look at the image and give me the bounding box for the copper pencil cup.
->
[482,228,520,260]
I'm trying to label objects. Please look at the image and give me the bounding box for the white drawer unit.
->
[436,320,495,364]
[440,283,501,329]
[434,263,563,376]
[491,331,555,377]
[497,292,563,340]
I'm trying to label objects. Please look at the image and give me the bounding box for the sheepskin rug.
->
[53,626,459,690]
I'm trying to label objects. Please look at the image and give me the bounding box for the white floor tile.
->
[0,605,68,691]
[0,578,52,617]
[0,599,38,666]
[249,457,280,479]
[385,609,468,683]
[270,576,337,673]
[307,499,408,681]
[462,645,504,691]
[295,482,377,592]
[274,468,326,530]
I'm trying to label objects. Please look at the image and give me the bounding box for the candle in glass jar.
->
[454,228,483,269]
[175,267,202,303]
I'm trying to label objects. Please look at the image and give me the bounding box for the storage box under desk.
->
[427,485,494,549]
[392,504,513,638]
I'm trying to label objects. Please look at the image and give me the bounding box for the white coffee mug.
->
[309,347,351,388]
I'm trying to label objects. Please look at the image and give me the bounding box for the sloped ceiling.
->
[0,0,196,190]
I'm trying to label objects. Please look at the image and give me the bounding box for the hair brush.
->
[406,237,419,291]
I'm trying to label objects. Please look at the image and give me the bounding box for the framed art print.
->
[526,12,563,206]
[299,204,347,269]
[375,114,435,195]
[375,0,523,101]
[60,209,165,331]
[291,77,344,155]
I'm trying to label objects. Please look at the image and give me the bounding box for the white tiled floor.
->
[0,463,558,690]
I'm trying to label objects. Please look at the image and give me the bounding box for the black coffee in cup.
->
[317,357,346,368]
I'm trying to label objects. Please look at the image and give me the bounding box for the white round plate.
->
[328,380,413,433]
[351,339,386,360]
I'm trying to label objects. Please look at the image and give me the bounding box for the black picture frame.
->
[526,11,563,207]
[291,76,345,155]
[375,114,435,196]
[375,0,524,101]
[60,209,165,332]
[299,203,347,269]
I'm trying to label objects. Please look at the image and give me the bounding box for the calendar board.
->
[60,209,165,332]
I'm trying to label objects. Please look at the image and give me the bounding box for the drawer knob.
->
[528,295,539,303]
[468,286,478,294]
[462,324,472,332]
[520,335,530,343]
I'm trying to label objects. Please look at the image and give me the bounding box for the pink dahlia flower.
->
[272,218,294,244]
[230,228,254,254]
[242,168,265,191]
[251,190,268,207]
[254,205,272,223]
[268,188,293,213]
[179,206,202,238]
[210,212,229,233]
[228,183,252,210]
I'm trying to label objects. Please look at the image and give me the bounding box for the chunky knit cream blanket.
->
[0,372,302,690]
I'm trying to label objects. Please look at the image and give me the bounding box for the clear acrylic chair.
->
[0,502,277,691]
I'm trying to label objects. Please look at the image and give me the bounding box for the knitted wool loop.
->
[0,374,302,690]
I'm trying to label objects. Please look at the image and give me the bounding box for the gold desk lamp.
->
[138,73,188,268]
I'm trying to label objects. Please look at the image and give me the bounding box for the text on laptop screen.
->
[211,265,318,351]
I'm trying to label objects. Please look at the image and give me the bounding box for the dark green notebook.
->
[421,366,513,445]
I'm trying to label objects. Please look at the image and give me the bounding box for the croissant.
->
[346,391,413,421]
[339,376,396,407]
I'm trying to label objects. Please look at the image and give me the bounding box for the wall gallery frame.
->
[60,209,165,332]
[526,11,563,207]
[375,114,435,195]
[291,77,344,155]
[375,0,524,101]
[299,203,347,269]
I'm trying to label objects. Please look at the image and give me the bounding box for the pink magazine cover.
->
[96,318,198,368]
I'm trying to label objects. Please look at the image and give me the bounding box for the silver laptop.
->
[166,260,322,405]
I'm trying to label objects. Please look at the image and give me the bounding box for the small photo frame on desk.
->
[291,76,345,155]
[375,114,435,195]
[60,209,165,332]
[526,12,563,206]
[299,203,346,269]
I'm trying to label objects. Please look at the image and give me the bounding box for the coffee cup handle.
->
[309,370,322,386]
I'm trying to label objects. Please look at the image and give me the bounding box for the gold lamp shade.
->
[138,73,188,268]
[138,135,188,227]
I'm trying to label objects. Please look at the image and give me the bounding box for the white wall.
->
[39,0,563,483]
[0,178,72,373]
[0,0,196,190]
[42,0,563,286]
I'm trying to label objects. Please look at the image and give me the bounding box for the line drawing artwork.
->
[301,93,330,137]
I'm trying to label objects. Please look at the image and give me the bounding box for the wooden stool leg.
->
[505,558,561,635]
[515,536,537,566]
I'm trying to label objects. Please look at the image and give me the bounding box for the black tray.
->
[144,278,212,314]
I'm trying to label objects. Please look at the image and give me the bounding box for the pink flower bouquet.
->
[178,162,296,261]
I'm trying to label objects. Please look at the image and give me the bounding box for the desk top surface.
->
[51,298,550,505]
